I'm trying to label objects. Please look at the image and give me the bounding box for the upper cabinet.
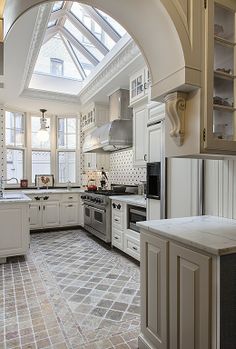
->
[133,102,148,167]
[129,67,150,106]
[81,103,109,132]
[165,0,236,158]
[204,0,236,154]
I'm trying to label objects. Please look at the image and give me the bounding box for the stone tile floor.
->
[0,229,140,349]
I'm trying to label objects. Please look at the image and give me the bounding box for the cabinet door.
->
[61,202,78,226]
[147,122,162,162]
[43,202,60,228]
[133,105,148,167]
[29,203,42,229]
[204,0,236,153]
[169,243,211,349]
[130,68,146,104]
[140,231,168,349]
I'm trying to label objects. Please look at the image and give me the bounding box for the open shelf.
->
[213,104,235,112]
[214,70,235,80]
[214,35,235,47]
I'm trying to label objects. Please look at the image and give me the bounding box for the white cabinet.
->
[61,202,78,226]
[81,102,109,132]
[28,192,82,230]
[139,231,168,349]
[84,153,110,171]
[0,203,29,259]
[43,202,60,228]
[111,200,141,261]
[147,102,165,126]
[139,230,212,349]
[133,103,148,167]
[129,67,149,106]
[29,203,42,229]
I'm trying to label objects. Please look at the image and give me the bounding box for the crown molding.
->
[79,39,141,105]
[21,88,80,104]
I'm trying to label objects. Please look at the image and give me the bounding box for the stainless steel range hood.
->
[83,89,132,153]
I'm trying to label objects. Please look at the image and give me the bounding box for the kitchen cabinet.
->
[81,102,109,132]
[111,199,141,261]
[133,103,148,167]
[28,192,81,229]
[0,203,29,260]
[139,228,212,349]
[138,214,236,349]
[204,0,236,153]
[129,67,149,106]
[42,202,60,228]
[165,0,236,158]
[147,102,165,126]
[83,153,110,171]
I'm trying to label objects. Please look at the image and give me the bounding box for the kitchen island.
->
[138,215,236,349]
[0,193,31,263]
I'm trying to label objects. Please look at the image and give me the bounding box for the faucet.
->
[0,177,19,198]
[67,180,72,191]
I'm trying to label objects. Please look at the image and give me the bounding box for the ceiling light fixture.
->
[37,109,49,142]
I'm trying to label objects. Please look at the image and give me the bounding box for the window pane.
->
[57,117,76,149]
[32,151,51,182]
[50,58,64,76]
[5,111,24,147]
[52,1,63,12]
[58,152,76,183]
[7,149,23,182]
[31,116,51,149]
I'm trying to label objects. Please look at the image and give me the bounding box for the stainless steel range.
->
[81,186,137,243]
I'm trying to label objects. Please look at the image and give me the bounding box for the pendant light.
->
[37,109,49,142]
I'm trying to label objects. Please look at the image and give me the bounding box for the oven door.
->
[84,204,92,227]
[92,207,106,236]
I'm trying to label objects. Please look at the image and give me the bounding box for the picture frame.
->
[35,174,54,188]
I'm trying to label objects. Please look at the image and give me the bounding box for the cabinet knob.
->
[114,236,119,240]
[144,82,148,90]
[43,196,49,200]
[112,203,116,208]
[117,204,121,210]
[132,246,138,251]
[144,154,147,161]
[68,204,73,207]
[35,196,40,201]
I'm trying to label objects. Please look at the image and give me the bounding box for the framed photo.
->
[20,179,28,188]
[35,174,54,188]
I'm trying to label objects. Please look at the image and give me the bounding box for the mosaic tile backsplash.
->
[82,149,146,188]
[109,149,146,185]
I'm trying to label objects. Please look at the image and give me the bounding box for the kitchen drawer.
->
[112,228,124,250]
[62,193,78,202]
[124,232,140,261]
[112,211,124,230]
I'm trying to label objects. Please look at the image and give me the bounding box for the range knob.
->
[112,203,116,209]
[117,204,121,210]
[96,198,101,203]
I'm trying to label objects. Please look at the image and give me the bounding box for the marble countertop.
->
[0,193,31,204]
[109,195,147,208]
[21,188,85,195]
[138,215,236,256]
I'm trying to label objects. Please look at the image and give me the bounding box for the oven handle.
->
[84,204,106,213]
[129,208,146,218]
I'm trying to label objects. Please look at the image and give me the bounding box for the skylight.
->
[29,1,127,94]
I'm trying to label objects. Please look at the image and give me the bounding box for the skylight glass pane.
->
[64,20,104,61]
[34,35,82,80]
[69,43,94,76]
[52,1,63,12]
[48,20,57,28]
[97,9,126,37]
[70,4,116,50]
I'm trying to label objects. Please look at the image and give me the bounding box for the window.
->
[50,58,64,77]
[5,112,79,187]
[5,111,25,183]
[31,116,51,183]
[57,117,77,183]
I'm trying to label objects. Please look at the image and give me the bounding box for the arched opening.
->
[4,0,202,101]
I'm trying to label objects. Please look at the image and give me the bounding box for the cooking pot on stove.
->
[87,179,97,191]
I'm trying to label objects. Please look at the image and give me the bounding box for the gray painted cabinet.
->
[139,230,213,349]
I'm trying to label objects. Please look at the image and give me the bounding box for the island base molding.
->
[138,334,157,349]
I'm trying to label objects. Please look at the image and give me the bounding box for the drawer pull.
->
[68,204,73,207]
[114,236,119,240]
[132,246,138,251]
[68,196,73,199]
[114,219,119,222]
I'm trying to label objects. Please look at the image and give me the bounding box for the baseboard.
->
[138,334,156,349]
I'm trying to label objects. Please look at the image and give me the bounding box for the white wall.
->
[167,158,202,218]
[204,159,236,218]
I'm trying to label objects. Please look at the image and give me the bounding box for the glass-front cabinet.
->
[205,0,236,153]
